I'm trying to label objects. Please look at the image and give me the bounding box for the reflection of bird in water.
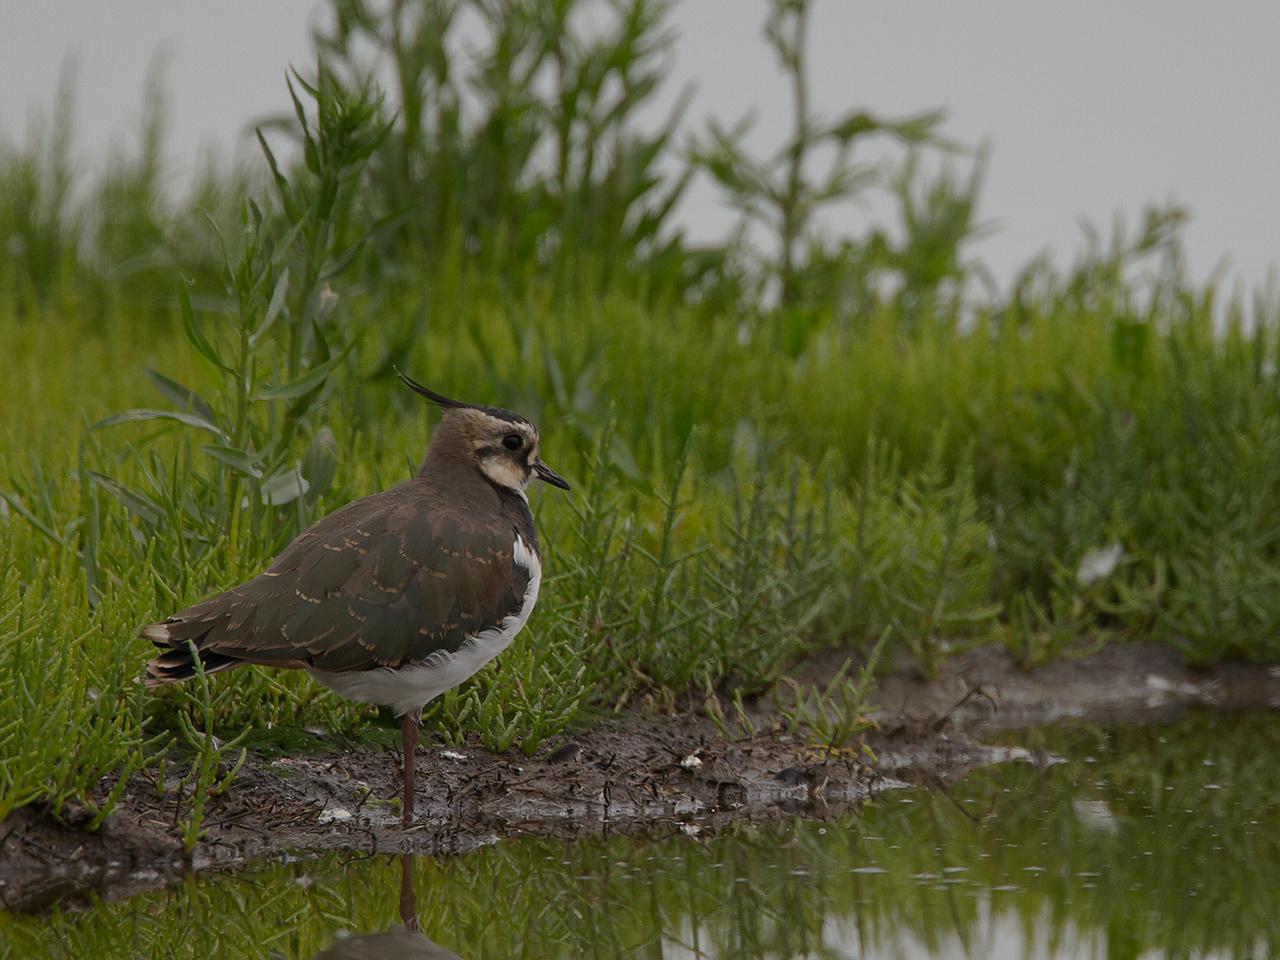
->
[312,927,462,960]
[311,855,464,960]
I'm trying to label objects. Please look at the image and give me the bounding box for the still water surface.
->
[4,710,1277,958]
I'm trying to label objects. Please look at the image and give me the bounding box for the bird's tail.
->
[142,622,245,687]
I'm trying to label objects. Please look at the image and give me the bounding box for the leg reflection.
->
[400,852,419,931]
[311,855,462,959]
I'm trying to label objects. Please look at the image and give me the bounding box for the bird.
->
[142,370,570,827]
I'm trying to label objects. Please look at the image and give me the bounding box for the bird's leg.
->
[401,709,421,828]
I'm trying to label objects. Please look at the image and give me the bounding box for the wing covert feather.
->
[152,485,533,673]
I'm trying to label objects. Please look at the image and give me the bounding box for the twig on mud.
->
[931,684,999,730]
[813,774,830,808]
[15,833,62,866]
[337,841,378,866]
[202,814,270,836]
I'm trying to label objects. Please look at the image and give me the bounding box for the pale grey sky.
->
[2,1,1277,290]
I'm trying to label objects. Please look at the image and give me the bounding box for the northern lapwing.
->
[142,371,569,826]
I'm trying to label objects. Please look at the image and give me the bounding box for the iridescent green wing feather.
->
[145,484,531,679]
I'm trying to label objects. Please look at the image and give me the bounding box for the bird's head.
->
[396,368,570,497]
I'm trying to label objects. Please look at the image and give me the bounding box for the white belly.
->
[307,535,541,716]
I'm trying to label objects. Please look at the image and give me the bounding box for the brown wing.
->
[144,483,531,683]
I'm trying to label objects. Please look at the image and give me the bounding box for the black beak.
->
[533,460,570,491]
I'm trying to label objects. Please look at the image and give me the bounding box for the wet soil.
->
[860,640,1280,727]
[4,641,1278,913]
[0,715,1000,913]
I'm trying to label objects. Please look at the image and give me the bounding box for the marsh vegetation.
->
[2,0,1279,854]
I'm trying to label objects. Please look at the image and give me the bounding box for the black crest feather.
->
[393,367,464,408]
[393,366,530,425]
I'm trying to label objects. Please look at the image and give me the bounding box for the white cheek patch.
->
[480,457,530,496]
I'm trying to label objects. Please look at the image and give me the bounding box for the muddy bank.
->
[4,641,1279,913]
[860,641,1280,727]
[0,716,1001,913]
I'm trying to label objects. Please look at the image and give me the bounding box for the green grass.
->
[3,0,1280,827]
[4,248,1280,824]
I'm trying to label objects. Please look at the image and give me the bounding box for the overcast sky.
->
[2,1,1277,291]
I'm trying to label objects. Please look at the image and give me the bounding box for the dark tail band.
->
[142,623,246,686]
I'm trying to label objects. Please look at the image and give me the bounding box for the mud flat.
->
[862,641,1280,727]
[4,642,1279,913]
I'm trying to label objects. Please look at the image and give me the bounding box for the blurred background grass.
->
[3,0,1280,825]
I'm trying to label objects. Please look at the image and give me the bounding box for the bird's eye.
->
[502,434,523,451]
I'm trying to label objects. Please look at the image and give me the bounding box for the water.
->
[4,710,1278,958]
